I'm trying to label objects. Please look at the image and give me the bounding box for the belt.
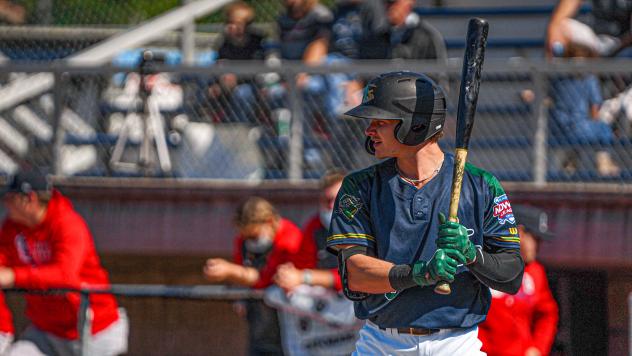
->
[373,322,441,336]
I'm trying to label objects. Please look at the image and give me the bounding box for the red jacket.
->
[0,190,119,339]
[0,292,13,334]
[301,215,342,291]
[234,218,316,289]
[479,261,559,356]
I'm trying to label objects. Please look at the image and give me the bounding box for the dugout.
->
[1,178,629,355]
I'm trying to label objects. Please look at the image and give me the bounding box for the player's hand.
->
[437,213,477,265]
[524,346,542,356]
[0,268,15,288]
[411,249,460,287]
[203,258,234,283]
[273,263,302,292]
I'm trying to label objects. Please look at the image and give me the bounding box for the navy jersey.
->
[326,154,520,329]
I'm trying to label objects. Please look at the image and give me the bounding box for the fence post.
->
[286,71,304,182]
[77,290,92,356]
[532,67,548,186]
[51,71,66,176]
[181,0,195,65]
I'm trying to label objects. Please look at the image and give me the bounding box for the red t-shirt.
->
[301,215,342,291]
[0,190,119,339]
[479,261,559,356]
[233,218,316,289]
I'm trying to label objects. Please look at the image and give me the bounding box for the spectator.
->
[208,1,269,124]
[267,169,360,355]
[203,197,315,356]
[548,25,621,177]
[546,0,632,58]
[0,169,128,356]
[357,0,444,60]
[274,169,346,293]
[0,293,13,354]
[479,205,559,356]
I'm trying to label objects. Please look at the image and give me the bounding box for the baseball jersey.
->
[326,154,520,329]
[0,190,119,339]
[478,261,559,356]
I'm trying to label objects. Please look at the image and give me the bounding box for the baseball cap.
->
[512,205,555,240]
[0,169,51,197]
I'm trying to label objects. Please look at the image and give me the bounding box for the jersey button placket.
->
[412,194,426,221]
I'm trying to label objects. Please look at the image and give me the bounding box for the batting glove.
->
[411,249,462,287]
[437,212,477,265]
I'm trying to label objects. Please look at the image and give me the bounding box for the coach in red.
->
[478,205,559,356]
[0,169,128,355]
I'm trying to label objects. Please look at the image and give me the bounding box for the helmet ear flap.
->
[364,136,375,155]
[394,121,406,144]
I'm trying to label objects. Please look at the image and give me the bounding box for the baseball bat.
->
[435,18,489,295]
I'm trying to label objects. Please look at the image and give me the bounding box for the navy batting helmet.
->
[345,71,446,152]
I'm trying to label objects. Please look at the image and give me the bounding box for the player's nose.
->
[365,121,378,137]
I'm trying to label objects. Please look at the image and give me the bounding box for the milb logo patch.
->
[493,194,515,225]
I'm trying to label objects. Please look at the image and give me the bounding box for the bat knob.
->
[434,281,452,295]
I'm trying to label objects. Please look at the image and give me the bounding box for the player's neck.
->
[396,143,444,183]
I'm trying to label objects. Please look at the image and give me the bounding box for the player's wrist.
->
[388,264,418,291]
[302,269,313,285]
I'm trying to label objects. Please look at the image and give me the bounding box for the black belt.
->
[378,326,441,336]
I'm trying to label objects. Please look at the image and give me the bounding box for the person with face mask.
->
[268,169,361,355]
[203,197,314,356]
[478,205,559,356]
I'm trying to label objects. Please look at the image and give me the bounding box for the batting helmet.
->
[345,71,446,152]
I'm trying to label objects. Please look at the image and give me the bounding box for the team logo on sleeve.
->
[338,194,362,221]
[493,194,515,225]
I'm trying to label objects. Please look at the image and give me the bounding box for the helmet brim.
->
[344,103,402,120]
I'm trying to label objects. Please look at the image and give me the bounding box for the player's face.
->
[518,225,538,264]
[365,119,402,159]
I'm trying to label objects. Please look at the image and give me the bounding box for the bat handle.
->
[434,281,452,295]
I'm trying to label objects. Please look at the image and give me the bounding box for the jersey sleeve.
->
[482,175,520,250]
[326,174,375,251]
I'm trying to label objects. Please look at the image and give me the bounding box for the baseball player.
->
[326,71,525,355]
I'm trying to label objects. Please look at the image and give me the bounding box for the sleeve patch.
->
[493,194,516,225]
[338,194,363,221]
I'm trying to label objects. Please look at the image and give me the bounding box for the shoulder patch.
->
[338,194,363,221]
[493,194,515,225]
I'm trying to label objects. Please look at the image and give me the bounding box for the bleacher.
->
[0,1,630,182]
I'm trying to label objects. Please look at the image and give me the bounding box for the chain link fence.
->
[0,59,631,183]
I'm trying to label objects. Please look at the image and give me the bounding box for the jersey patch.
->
[338,194,362,221]
[493,194,515,225]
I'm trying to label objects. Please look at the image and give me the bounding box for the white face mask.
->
[244,235,273,253]
[319,209,333,230]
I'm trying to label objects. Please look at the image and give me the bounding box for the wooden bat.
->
[435,18,489,295]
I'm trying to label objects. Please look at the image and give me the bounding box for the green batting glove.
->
[437,212,477,264]
[411,249,460,287]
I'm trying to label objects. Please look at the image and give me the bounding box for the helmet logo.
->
[363,85,376,103]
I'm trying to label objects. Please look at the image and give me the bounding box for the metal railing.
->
[6,284,262,356]
[0,58,631,184]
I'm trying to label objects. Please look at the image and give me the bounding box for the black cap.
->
[512,205,555,240]
[1,170,51,197]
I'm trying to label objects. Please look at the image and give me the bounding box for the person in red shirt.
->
[0,169,128,356]
[0,292,14,354]
[203,196,315,355]
[478,205,559,356]
[273,169,345,292]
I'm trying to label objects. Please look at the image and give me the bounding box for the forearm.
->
[346,254,395,294]
[468,248,524,294]
[302,269,335,289]
[226,265,260,287]
[549,0,582,25]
